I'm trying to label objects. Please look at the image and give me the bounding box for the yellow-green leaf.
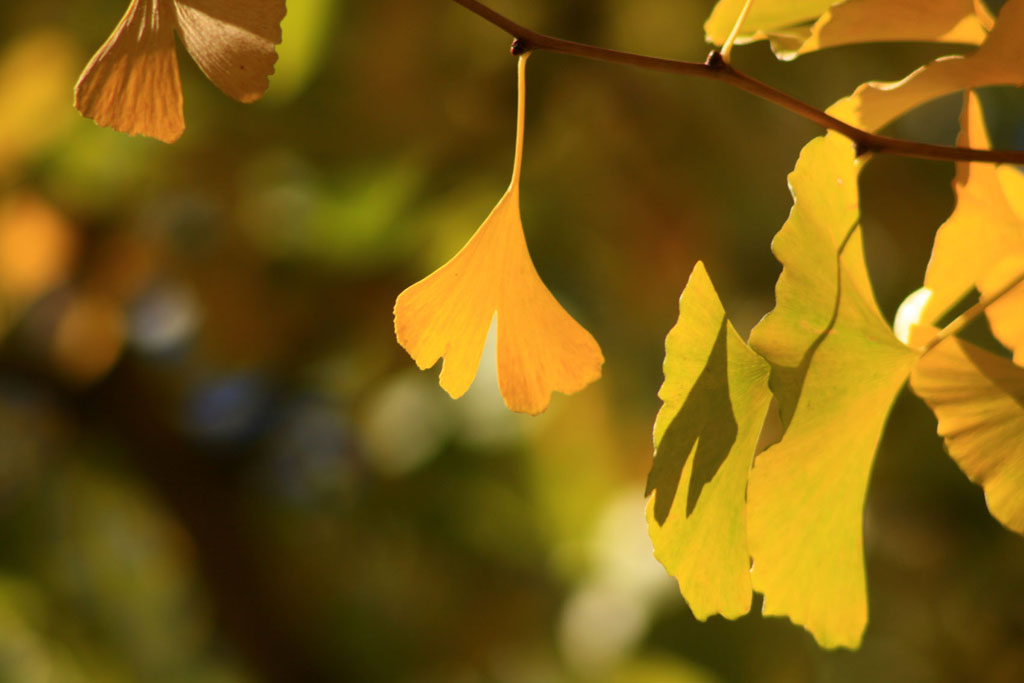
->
[705,0,834,47]
[646,261,772,621]
[911,337,1024,535]
[747,133,917,649]
[828,0,1024,132]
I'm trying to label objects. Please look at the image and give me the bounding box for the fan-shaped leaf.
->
[911,338,1024,535]
[705,0,989,59]
[916,93,1024,326]
[394,57,603,415]
[75,0,286,142]
[174,0,285,103]
[646,261,772,621]
[828,0,1024,132]
[75,0,184,143]
[747,133,917,649]
[788,0,990,59]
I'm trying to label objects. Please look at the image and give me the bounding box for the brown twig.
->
[452,0,1024,165]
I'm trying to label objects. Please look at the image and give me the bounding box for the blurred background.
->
[0,0,1023,681]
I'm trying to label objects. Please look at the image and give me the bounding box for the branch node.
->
[855,140,879,158]
[453,0,1024,165]
[705,50,727,70]
[511,38,532,56]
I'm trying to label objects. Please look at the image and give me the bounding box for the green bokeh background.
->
[0,1,1022,681]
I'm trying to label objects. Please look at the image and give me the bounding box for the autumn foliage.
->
[30,0,1024,662]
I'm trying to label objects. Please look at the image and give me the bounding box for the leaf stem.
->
[922,269,1024,354]
[511,53,528,187]
[450,0,1024,165]
[721,0,756,63]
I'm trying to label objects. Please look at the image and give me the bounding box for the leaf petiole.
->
[921,268,1024,354]
[720,0,756,63]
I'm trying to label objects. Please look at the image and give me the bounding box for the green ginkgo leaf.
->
[911,337,1024,535]
[747,132,917,649]
[646,261,772,621]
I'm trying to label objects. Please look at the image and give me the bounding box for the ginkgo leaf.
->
[705,0,989,59]
[75,0,184,143]
[784,0,991,60]
[828,0,1024,132]
[646,261,772,621]
[75,0,285,143]
[977,253,1024,365]
[911,337,1024,535]
[916,92,1024,326]
[705,0,834,47]
[747,133,917,649]
[174,0,285,103]
[393,56,603,416]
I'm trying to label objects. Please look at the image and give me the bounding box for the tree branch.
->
[451,0,1024,165]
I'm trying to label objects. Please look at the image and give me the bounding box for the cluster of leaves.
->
[649,0,1024,650]
[71,0,1024,654]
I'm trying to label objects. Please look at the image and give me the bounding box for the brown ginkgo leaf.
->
[75,0,286,143]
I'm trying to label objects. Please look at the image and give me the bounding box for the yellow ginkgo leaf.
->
[705,0,834,47]
[394,56,603,416]
[705,0,990,59]
[917,93,1024,326]
[828,0,1024,132]
[791,0,991,59]
[75,0,286,143]
[746,133,917,649]
[977,253,1024,365]
[646,261,773,621]
[911,337,1024,535]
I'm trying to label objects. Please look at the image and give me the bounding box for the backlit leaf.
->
[705,0,989,59]
[75,0,184,143]
[917,93,1024,326]
[705,0,833,47]
[911,337,1024,535]
[785,0,990,59]
[747,133,917,649]
[75,0,286,142]
[174,0,285,103]
[828,0,1024,132]
[393,56,603,415]
[977,254,1024,365]
[646,261,772,621]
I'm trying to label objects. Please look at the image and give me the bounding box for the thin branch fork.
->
[452,0,1024,165]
